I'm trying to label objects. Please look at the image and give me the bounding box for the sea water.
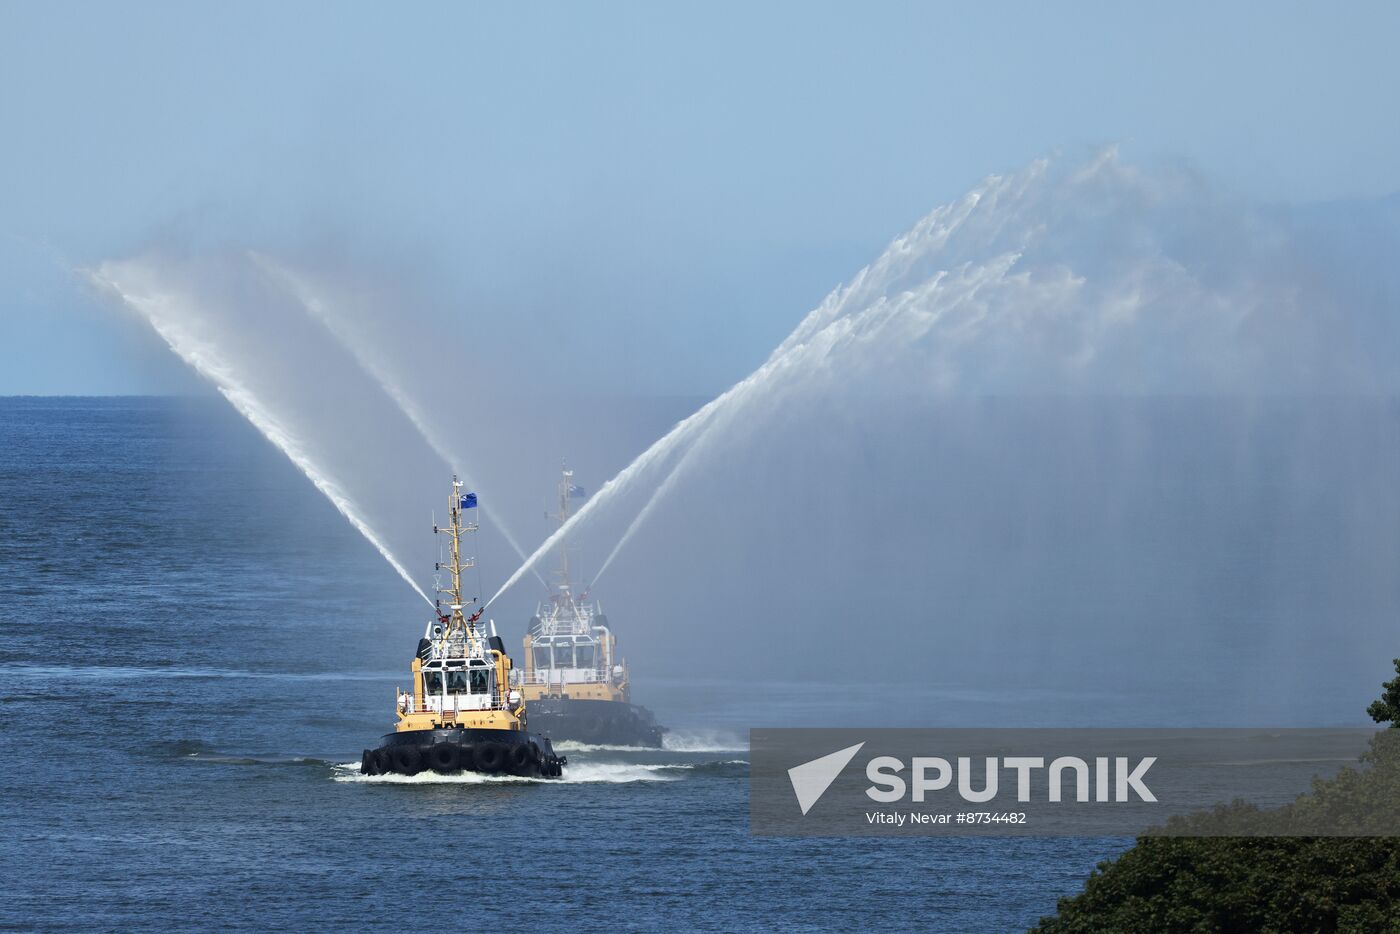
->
[0,397,1131,931]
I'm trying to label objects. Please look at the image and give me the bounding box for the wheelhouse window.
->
[434,666,492,695]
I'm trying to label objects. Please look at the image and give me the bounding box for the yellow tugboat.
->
[360,478,565,778]
[511,468,666,747]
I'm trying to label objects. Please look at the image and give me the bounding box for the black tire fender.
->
[509,744,531,772]
[425,743,460,773]
[474,742,506,773]
[391,745,424,775]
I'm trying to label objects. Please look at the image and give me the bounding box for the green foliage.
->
[1032,663,1400,933]
[1033,837,1400,933]
[1367,658,1400,726]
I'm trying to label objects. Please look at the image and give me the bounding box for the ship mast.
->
[434,476,480,652]
[556,466,574,590]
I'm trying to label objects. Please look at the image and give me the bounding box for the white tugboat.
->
[360,478,565,777]
[511,468,666,747]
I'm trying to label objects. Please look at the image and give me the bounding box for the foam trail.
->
[662,730,749,753]
[91,265,435,607]
[332,759,684,784]
[250,255,546,588]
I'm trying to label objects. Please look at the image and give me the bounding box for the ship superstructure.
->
[512,468,665,747]
[360,478,565,777]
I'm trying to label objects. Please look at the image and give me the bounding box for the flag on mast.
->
[460,493,478,509]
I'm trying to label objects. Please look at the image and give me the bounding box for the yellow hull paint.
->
[520,681,628,703]
[395,709,521,732]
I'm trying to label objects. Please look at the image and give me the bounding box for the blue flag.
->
[567,484,587,499]
[460,493,478,509]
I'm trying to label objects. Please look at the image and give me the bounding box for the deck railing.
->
[398,692,502,715]
[512,668,611,686]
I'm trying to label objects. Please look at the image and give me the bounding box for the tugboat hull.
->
[361,728,566,778]
[525,697,665,748]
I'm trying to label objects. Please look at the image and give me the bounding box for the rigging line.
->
[475,503,484,610]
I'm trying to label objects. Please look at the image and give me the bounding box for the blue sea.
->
[1,396,1165,931]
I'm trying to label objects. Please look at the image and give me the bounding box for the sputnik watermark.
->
[751,728,1381,836]
[865,755,1156,804]
[786,747,1156,818]
[787,742,864,815]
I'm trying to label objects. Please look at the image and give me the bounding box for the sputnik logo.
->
[788,742,865,815]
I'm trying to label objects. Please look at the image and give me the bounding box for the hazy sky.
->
[2,1,1398,395]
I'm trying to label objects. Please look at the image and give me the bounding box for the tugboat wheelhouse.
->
[359,477,565,778]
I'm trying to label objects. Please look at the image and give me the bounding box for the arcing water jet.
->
[491,149,1398,604]
[92,257,437,607]
[249,254,546,588]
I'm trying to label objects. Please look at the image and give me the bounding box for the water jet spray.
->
[92,261,435,608]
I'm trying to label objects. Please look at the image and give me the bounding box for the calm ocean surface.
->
[1,397,1134,931]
